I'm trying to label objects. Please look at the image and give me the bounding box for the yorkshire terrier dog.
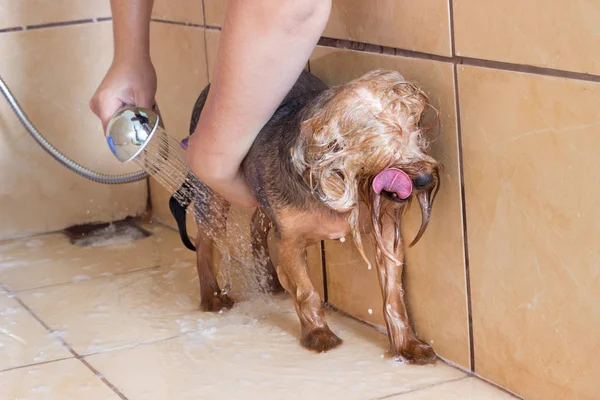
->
[170,69,442,365]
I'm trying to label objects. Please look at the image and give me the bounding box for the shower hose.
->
[0,75,148,184]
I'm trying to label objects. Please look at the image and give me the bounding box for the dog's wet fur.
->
[170,69,441,365]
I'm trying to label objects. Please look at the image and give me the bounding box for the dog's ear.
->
[169,179,196,252]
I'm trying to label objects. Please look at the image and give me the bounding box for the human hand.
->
[89,57,157,132]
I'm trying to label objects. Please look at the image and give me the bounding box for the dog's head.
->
[292,70,442,261]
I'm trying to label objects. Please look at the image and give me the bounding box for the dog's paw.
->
[394,338,437,365]
[300,328,343,353]
[200,293,234,313]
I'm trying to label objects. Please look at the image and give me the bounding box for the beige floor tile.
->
[147,223,197,268]
[387,377,515,399]
[0,294,71,371]
[17,262,201,356]
[0,358,120,399]
[0,223,192,292]
[14,244,272,357]
[86,297,464,400]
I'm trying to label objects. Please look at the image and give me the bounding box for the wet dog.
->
[170,70,442,365]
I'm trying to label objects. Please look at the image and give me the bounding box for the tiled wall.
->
[0,2,147,239]
[195,1,600,399]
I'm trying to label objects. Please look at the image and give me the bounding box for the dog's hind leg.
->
[250,208,284,293]
[195,198,234,312]
[275,234,342,352]
[375,213,436,365]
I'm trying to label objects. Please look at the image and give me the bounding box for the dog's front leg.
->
[275,234,342,352]
[375,213,437,365]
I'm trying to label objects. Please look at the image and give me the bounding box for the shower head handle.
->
[105,107,160,163]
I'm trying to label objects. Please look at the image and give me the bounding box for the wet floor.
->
[0,221,514,399]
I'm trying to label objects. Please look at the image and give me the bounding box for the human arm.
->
[186,0,332,207]
[89,0,156,131]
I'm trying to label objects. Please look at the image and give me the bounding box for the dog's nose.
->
[413,173,433,190]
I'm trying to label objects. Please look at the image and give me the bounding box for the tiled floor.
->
[0,221,514,399]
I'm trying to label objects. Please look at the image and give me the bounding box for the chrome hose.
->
[0,75,148,184]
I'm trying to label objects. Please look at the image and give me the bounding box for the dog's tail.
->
[169,176,196,252]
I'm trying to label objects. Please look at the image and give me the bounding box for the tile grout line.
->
[0,356,74,374]
[448,0,476,373]
[150,18,221,30]
[0,17,111,33]
[320,240,328,303]
[316,37,600,83]
[2,16,599,83]
[372,376,470,400]
[78,358,129,400]
[470,373,524,399]
[4,286,130,399]
[201,0,207,26]
[200,0,212,84]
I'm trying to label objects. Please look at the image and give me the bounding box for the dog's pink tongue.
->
[372,168,412,199]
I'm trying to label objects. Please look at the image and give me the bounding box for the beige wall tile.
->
[459,65,600,399]
[152,0,204,25]
[0,0,110,30]
[148,22,208,227]
[204,0,228,27]
[453,0,600,75]
[205,29,221,81]
[0,358,121,399]
[310,47,469,368]
[324,0,452,56]
[0,22,147,239]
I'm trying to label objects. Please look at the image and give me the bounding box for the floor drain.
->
[63,217,152,247]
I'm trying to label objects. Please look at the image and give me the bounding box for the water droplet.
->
[72,274,91,282]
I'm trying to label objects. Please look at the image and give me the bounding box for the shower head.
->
[105,107,160,163]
